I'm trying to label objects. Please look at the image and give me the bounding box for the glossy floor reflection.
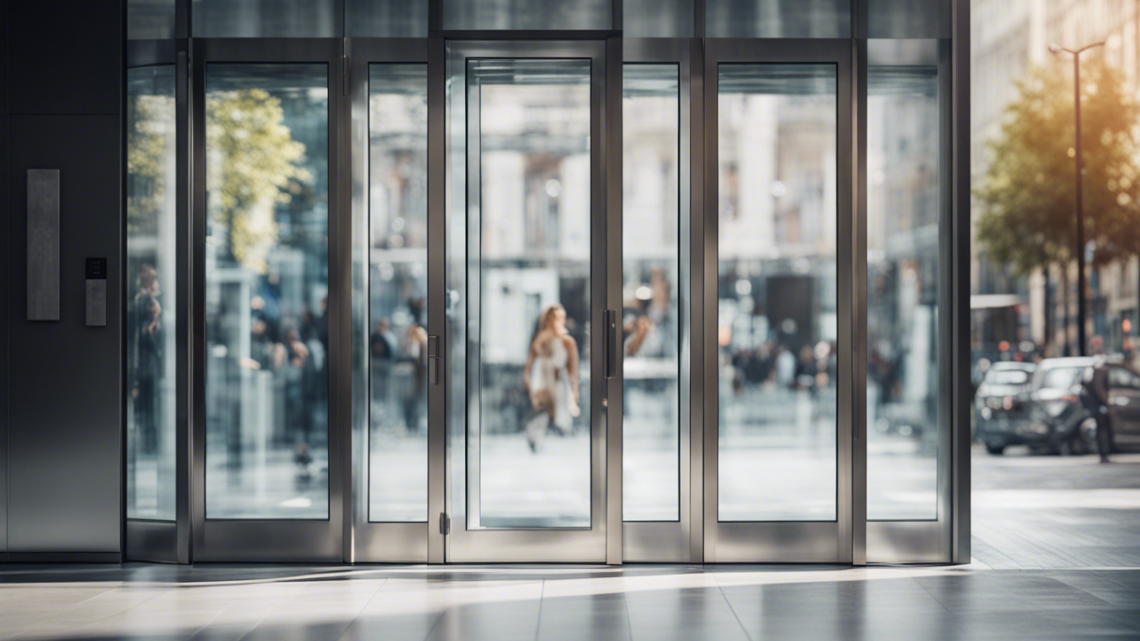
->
[2,564,1140,640]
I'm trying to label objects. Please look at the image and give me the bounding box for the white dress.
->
[529,336,573,437]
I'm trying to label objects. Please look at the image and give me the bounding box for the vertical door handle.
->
[428,335,442,386]
[604,310,619,380]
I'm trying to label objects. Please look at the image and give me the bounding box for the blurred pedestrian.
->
[1080,359,1113,463]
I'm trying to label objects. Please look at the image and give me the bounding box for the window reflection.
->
[718,64,838,522]
[204,64,330,519]
[623,65,682,522]
[468,59,593,528]
[707,0,851,38]
[127,66,178,520]
[867,66,940,521]
[368,65,429,523]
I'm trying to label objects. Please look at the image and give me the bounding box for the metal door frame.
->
[190,38,347,562]
[124,40,192,565]
[861,38,955,564]
[703,38,855,563]
[619,38,700,563]
[442,39,614,563]
[346,38,433,564]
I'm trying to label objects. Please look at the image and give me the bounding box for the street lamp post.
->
[1050,41,1105,357]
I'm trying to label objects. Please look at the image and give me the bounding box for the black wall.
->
[2,0,123,558]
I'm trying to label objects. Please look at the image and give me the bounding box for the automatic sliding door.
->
[446,42,609,562]
[706,41,852,563]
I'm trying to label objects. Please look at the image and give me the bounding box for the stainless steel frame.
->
[862,39,954,564]
[124,40,191,565]
[620,39,697,563]
[444,40,612,563]
[190,39,347,562]
[703,38,855,563]
[347,39,432,563]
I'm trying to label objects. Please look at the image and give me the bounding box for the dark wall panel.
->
[7,116,121,553]
[0,0,8,554]
[8,0,121,116]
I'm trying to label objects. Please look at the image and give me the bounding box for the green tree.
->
[206,88,310,273]
[975,56,1140,349]
[127,92,175,235]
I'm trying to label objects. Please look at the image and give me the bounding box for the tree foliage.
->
[127,92,175,235]
[206,88,310,273]
[975,56,1140,276]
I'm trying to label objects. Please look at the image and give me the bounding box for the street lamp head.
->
[1049,43,1064,54]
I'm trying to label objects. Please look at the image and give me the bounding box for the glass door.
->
[191,39,346,562]
[348,40,433,563]
[703,39,854,562]
[445,41,613,562]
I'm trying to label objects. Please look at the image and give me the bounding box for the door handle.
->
[428,335,442,386]
[604,309,619,380]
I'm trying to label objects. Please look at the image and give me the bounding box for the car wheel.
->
[985,444,1005,456]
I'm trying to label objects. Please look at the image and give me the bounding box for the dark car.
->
[974,361,1036,437]
[978,357,1140,455]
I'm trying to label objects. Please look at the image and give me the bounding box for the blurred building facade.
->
[972,0,1140,365]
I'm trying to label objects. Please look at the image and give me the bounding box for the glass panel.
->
[346,0,428,37]
[707,0,850,38]
[193,0,337,37]
[127,66,178,520]
[442,0,611,30]
[624,0,694,37]
[467,59,593,528]
[867,66,940,520]
[718,64,838,522]
[367,64,429,523]
[128,0,177,39]
[623,65,681,522]
[204,64,330,519]
[867,0,949,39]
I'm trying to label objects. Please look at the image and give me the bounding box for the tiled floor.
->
[1,564,1140,640]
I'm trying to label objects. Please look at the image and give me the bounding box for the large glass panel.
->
[442,0,611,30]
[867,65,940,520]
[707,0,851,38]
[204,64,330,519]
[367,64,429,523]
[718,64,838,522]
[624,0,694,37]
[866,0,949,39]
[128,0,176,39]
[346,0,428,37]
[193,0,337,37]
[127,66,178,520]
[623,65,681,522]
[466,59,593,528]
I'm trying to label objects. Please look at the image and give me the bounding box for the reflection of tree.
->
[207,89,310,272]
[127,92,174,235]
[975,58,1140,308]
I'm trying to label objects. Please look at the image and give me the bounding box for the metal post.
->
[1052,41,1105,357]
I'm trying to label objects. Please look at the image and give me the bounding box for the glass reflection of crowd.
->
[130,263,164,458]
[241,281,330,475]
[369,296,428,435]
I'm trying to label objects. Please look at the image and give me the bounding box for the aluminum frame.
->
[620,38,698,563]
[703,38,855,564]
[862,38,954,564]
[190,38,347,562]
[124,39,191,565]
[346,38,433,564]
[443,40,613,563]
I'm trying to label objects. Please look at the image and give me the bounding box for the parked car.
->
[977,356,1140,455]
[974,361,1037,437]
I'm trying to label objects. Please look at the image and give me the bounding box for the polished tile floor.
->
[2,564,1140,640]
